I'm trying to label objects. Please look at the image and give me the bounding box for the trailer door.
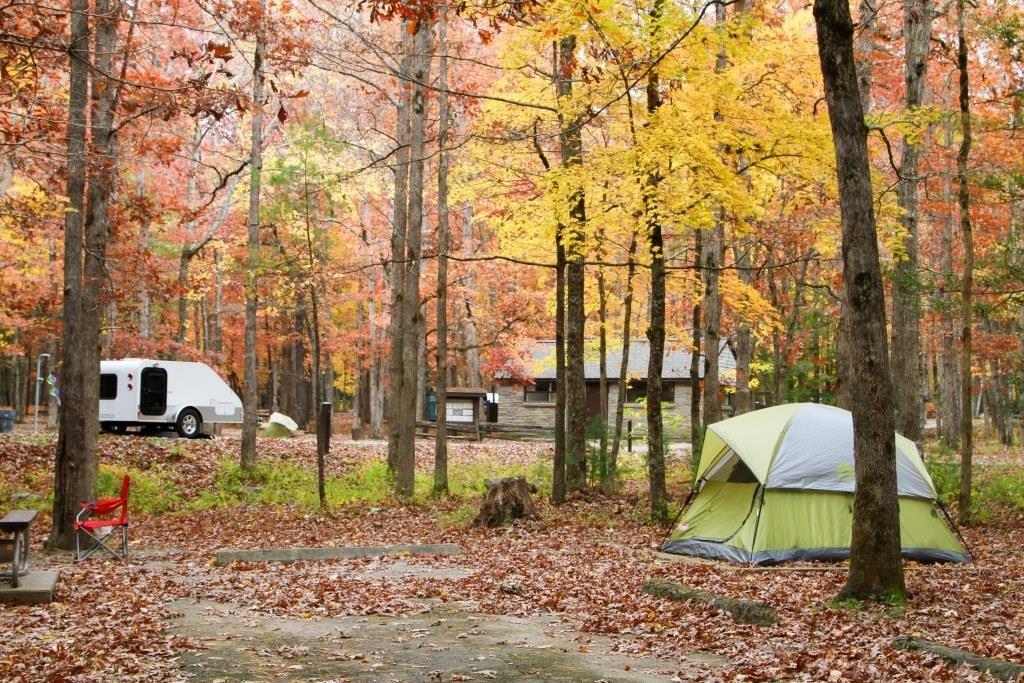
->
[140,367,168,416]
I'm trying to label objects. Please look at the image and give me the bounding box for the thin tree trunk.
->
[460,204,481,386]
[434,7,450,495]
[240,1,266,472]
[891,0,932,443]
[597,266,609,488]
[956,0,974,523]
[689,229,703,458]
[733,240,755,414]
[553,223,567,503]
[814,0,905,601]
[609,231,637,477]
[703,0,727,427]
[939,118,961,446]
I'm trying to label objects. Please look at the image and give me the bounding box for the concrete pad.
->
[215,543,463,566]
[0,570,59,605]
[168,598,727,681]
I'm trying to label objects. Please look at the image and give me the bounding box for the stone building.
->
[493,339,736,441]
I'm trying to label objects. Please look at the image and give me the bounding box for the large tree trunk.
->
[553,221,567,503]
[395,19,433,498]
[558,35,588,492]
[434,8,450,496]
[891,0,932,443]
[240,1,266,472]
[52,0,91,550]
[955,0,974,523]
[814,0,906,601]
[53,0,108,549]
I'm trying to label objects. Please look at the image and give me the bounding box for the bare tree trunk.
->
[136,172,152,340]
[689,229,703,455]
[702,218,724,425]
[956,0,974,523]
[645,54,668,522]
[891,0,932,443]
[52,0,92,550]
[212,249,223,354]
[387,30,413,474]
[460,204,481,386]
[369,276,384,439]
[557,34,588,492]
[434,7,450,495]
[814,0,905,601]
[396,19,433,498]
[240,0,266,472]
[939,118,961,446]
[553,222,567,503]
[178,123,204,346]
[703,0,728,426]
[597,266,609,488]
[56,0,122,547]
[609,231,637,476]
[733,240,755,414]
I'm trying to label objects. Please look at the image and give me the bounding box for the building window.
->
[525,380,556,403]
[100,373,118,400]
[625,380,674,404]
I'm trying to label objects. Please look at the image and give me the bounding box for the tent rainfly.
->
[662,403,968,565]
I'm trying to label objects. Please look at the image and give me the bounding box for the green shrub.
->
[97,465,182,515]
[925,460,1024,519]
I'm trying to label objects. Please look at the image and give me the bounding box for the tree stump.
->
[474,477,538,527]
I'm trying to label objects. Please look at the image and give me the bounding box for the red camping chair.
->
[75,474,130,561]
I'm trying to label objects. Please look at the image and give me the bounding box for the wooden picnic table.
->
[0,509,38,588]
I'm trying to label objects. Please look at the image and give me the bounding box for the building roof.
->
[445,387,488,397]
[500,339,736,382]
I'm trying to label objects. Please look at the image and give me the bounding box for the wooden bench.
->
[0,510,38,588]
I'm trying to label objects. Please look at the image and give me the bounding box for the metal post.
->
[316,401,332,509]
[33,353,51,435]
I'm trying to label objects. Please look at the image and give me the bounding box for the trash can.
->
[427,394,437,422]
[0,409,16,433]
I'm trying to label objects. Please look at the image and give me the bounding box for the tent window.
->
[726,459,758,483]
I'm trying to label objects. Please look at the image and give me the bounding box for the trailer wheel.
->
[176,409,202,439]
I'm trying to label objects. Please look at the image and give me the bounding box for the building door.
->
[585,383,605,420]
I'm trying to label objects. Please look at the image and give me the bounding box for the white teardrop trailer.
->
[99,359,243,438]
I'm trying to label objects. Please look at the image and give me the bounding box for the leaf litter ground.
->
[0,433,1021,681]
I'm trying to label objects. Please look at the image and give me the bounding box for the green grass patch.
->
[926,459,1024,521]
[188,455,554,512]
[435,502,478,528]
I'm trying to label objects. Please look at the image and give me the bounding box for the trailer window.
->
[139,368,167,416]
[100,374,117,400]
